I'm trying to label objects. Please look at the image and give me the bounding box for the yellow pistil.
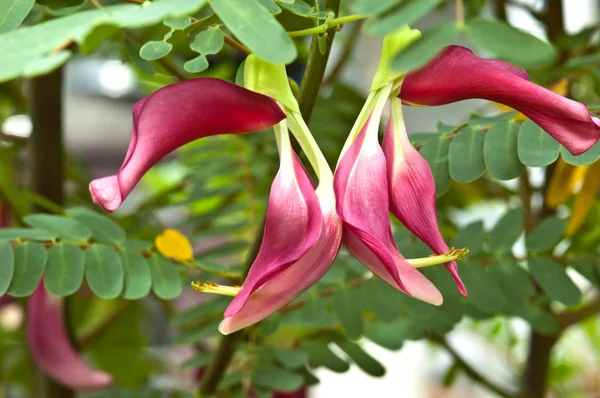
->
[191,281,240,297]
[407,248,469,268]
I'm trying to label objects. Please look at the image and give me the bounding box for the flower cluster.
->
[90,33,600,335]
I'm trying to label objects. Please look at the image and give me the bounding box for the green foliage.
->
[484,121,524,180]
[419,135,450,196]
[364,0,442,37]
[0,0,35,33]
[449,127,486,183]
[518,119,560,167]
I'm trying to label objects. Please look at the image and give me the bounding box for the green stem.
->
[30,69,73,398]
[197,1,342,394]
[288,14,367,37]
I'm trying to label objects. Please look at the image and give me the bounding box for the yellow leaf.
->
[566,160,600,236]
[155,229,194,261]
[545,158,589,209]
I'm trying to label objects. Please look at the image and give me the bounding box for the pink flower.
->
[89,78,285,212]
[334,107,443,305]
[400,45,600,156]
[383,97,467,296]
[28,285,112,391]
[219,128,342,334]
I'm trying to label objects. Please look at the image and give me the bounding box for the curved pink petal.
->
[400,45,600,156]
[224,147,323,319]
[28,284,113,392]
[220,192,342,334]
[382,105,466,296]
[90,78,286,212]
[334,117,442,305]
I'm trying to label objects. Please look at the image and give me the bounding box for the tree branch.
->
[558,295,600,331]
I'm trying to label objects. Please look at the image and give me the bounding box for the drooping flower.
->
[89,78,285,212]
[399,45,600,156]
[334,88,443,305]
[28,284,113,391]
[219,122,342,334]
[383,96,467,295]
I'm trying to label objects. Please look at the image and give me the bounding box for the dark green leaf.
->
[419,136,450,196]
[336,341,385,377]
[560,140,600,165]
[391,22,460,72]
[526,217,566,252]
[273,348,308,369]
[488,261,535,308]
[180,352,213,368]
[363,318,420,350]
[171,297,228,326]
[448,127,486,183]
[85,244,124,299]
[331,286,363,339]
[466,18,557,67]
[569,258,599,285]
[301,341,349,373]
[452,221,483,255]
[44,243,84,296]
[190,29,225,54]
[164,16,190,30]
[528,258,581,306]
[279,0,327,19]
[365,0,442,36]
[0,0,35,33]
[255,0,281,14]
[8,242,47,297]
[362,278,400,322]
[139,40,173,61]
[37,0,84,8]
[513,304,558,335]
[23,214,92,241]
[124,37,155,75]
[484,121,524,180]
[252,365,304,392]
[488,207,523,253]
[120,249,151,300]
[66,207,126,245]
[172,320,221,344]
[210,0,296,64]
[0,241,14,295]
[517,119,560,167]
[460,262,505,313]
[148,254,182,300]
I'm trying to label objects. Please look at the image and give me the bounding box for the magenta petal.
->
[220,206,342,334]
[28,285,113,392]
[89,78,286,212]
[383,104,467,296]
[224,146,323,319]
[334,117,442,304]
[400,45,600,156]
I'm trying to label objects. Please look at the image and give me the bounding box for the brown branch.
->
[558,296,600,331]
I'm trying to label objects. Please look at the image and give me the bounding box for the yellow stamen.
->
[191,281,240,297]
[407,248,469,268]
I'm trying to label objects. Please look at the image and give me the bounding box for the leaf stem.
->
[288,14,366,37]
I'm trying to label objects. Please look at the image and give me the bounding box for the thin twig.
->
[558,295,600,330]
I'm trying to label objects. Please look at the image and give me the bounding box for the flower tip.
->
[86,372,113,392]
[89,176,122,213]
[218,318,234,335]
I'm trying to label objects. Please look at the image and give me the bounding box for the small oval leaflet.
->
[85,244,124,299]
[44,242,85,296]
[139,40,173,61]
[8,242,47,297]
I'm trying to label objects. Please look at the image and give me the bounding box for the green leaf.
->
[273,348,308,369]
[488,261,535,308]
[164,16,190,30]
[362,278,400,322]
[171,297,228,326]
[301,341,350,373]
[79,24,120,55]
[363,318,420,350]
[85,244,124,299]
[44,243,84,296]
[209,0,296,64]
[526,217,567,252]
[37,0,84,8]
[517,119,560,167]
[0,241,14,295]
[513,304,558,335]
[0,228,57,241]
[0,0,209,83]
[336,341,385,377]
[528,258,582,306]
[488,207,523,253]
[484,121,524,180]
[190,29,225,54]
[560,140,600,165]
[8,242,47,297]
[172,320,221,344]
[119,249,151,300]
[391,22,460,72]
[364,0,442,37]
[466,18,557,67]
[352,0,396,15]
[184,54,209,73]
[452,220,483,255]
[66,207,126,245]
[180,352,213,368]
[139,40,173,61]
[460,262,505,313]
[148,254,182,300]
[255,0,281,14]
[280,0,327,19]
[448,127,486,183]
[331,286,363,339]
[124,37,155,75]
[252,365,304,392]
[569,258,599,285]
[419,136,450,196]
[0,0,35,33]
[23,214,92,242]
